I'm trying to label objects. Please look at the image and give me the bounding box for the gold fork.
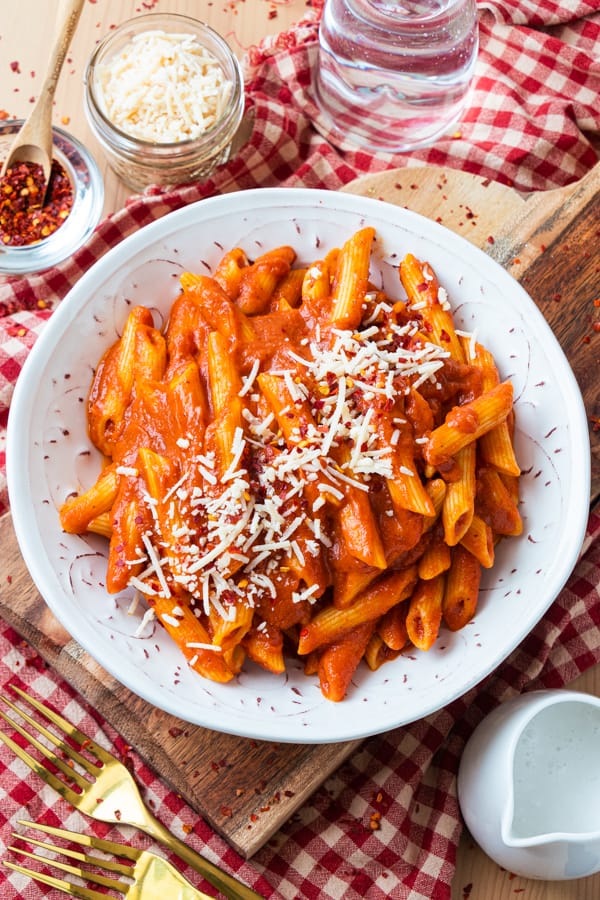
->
[5,819,213,899]
[0,685,263,900]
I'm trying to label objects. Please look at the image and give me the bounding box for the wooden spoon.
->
[0,0,85,194]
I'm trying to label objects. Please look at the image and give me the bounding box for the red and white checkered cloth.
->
[1,1,599,897]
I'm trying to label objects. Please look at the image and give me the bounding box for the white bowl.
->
[6,188,590,743]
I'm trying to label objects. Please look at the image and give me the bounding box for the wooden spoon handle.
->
[38,0,86,106]
[1,0,85,173]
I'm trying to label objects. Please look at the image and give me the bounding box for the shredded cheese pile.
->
[95,30,233,143]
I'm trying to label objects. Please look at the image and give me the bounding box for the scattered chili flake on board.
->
[0,158,73,246]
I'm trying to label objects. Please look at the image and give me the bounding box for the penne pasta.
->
[60,230,521,700]
[297,567,417,655]
[406,575,445,651]
[330,227,375,329]
[443,545,482,632]
[317,622,375,701]
[442,442,476,546]
[424,381,514,470]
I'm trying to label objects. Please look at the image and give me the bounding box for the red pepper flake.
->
[593,323,600,333]
[268,8,277,17]
[168,726,184,738]
[221,805,232,817]
[61,115,71,125]
[0,158,73,246]
[369,811,381,830]
[10,61,21,73]
[6,575,12,584]
[0,110,9,120]
[115,809,122,821]
[487,235,495,245]
[462,884,473,899]
[250,813,259,822]
[182,823,193,834]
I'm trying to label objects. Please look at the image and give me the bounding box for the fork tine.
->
[0,703,93,786]
[2,859,106,900]
[0,723,81,805]
[14,823,133,876]
[7,842,126,893]
[18,819,141,863]
[0,694,101,781]
[7,685,114,766]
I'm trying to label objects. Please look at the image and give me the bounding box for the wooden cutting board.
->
[1,162,599,858]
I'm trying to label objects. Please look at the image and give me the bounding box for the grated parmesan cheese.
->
[105,240,463,650]
[95,30,234,143]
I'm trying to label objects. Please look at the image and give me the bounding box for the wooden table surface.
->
[2,2,600,898]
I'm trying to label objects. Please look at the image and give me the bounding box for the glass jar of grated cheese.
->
[84,14,245,192]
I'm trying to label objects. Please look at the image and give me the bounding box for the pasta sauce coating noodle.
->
[59,229,521,701]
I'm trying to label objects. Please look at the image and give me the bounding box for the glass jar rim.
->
[84,13,244,152]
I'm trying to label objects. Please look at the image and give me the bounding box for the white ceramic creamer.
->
[457,690,600,880]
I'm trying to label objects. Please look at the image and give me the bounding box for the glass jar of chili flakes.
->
[0,121,103,275]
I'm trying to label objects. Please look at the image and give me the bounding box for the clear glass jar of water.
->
[313,0,478,153]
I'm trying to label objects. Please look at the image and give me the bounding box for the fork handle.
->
[141,812,264,900]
